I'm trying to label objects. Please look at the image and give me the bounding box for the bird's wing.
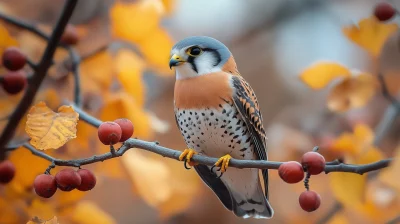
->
[231,75,269,199]
[173,111,233,210]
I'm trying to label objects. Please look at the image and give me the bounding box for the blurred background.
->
[0,0,399,223]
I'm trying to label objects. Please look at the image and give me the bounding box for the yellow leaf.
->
[0,22,18,56]
[122,150,172,207]
[80,51,114,94]
[8,147,50,189]
[139,28,174,74]
[331,133,357,155]
[379,146,400,192]
[110,0,164,43]
[357,146,384,164]
[100,92,152,139]
[71,201,116,224]
[115,49,146,106]
[161,0,176,14]
[343,16,398,57]
[27,216,58,224]
[26,199,56,221]
[330,172,366,209]
[54,189,87,208]
[299,62,351,89]
[327,74,378,112]
[25,102,79,150]
[353,123,374,144]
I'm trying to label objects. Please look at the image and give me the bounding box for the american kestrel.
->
[169,36,273,219]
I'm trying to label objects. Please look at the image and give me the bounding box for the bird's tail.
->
[231,181,274,219]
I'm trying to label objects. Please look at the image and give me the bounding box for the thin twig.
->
[0,0,78,155]
[67,47,82,107]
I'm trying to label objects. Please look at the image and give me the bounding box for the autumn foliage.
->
[0,1,399,224]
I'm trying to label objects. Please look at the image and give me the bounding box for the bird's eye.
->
[187,47,202,56]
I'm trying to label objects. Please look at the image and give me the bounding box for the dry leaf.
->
[299,61,351,89]
[26,102,79,150]
[327,74,378,112]
[343,16,398,57]
[71,201,116,224]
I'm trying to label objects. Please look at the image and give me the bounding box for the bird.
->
[169,36,273,219]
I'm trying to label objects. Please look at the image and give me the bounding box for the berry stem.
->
[304,171,311,191]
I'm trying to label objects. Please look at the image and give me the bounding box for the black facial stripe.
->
[202,48,222,66]
[187,56,198,73]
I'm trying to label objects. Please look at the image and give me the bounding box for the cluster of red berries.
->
[278,152,325,212]
[34,168,96,198]
[98,118,134,145]
[1,47,28,94]
[374,1,397,21]
[0,160,15,184]
[0,24,79,95]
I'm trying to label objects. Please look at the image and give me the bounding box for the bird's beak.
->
[169,54,185,69]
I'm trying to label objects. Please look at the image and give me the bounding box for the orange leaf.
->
[71,201,116,224]
[327,73,378,112]
[299,61,351,89]
[115,49,146,106]
[25,102,79,150]
[110,0,164,43]
[343,16,398,57]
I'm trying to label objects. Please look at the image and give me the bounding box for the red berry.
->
[34,174,57,198]
[114,118,134,142]
[301,152,326,175]
[97,122,122,145]
[55,168,81,191]
[0,160,15,184]
[278,161,304,184]
[374,2,396,21]
[2,71,27,94]
[60,24,79,45]
[77,169,96,191]
[299,190,321,212]
[2,47,26,71]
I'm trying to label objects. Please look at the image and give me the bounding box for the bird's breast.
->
[175,103,255,160]
[174,72,233,109]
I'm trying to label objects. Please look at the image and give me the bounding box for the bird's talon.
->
[214,154,232,174]
[179,149,197,169]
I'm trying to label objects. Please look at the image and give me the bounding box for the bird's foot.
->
[179,148,198,169]
[214,154,232,175]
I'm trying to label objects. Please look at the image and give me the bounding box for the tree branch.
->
[0,0,78,156]
[20,101,393,175]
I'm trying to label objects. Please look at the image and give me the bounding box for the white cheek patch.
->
[173,51,222,80]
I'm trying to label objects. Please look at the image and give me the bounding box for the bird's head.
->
[169,36,234,80]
